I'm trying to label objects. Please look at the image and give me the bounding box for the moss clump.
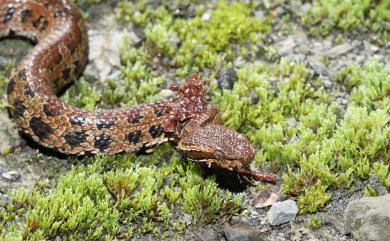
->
[373,162,390,191]
[215,58,389,212]
[363,184,379,197]
[297,181,331,213]
[171,1,271,70]
[307,215,321,230]
[1,1,389,239]
[116,0,271,75]
[0,147,243,240]
[301,0,390,44]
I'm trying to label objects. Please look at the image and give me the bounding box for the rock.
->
[253,190,283,208]
[323,77,333,89]
[0,193,11,205]
[194,227,218,241]
[322,43,353,58]
[285,117,298,127]
[249,91,259,105]
[182,213,192,226]
[307,57,329,76]
[277,36,296,56]
[267,199,298,225]
[1,170,20,182]
[290,227,319,241]
[224,223,266,241]
[217,68,238,90]
[344,194,390,241]
[85,28,125,81]
[201,12,211,21]
[158,89,175,99]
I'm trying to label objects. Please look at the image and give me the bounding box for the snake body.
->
[0,0,276,182]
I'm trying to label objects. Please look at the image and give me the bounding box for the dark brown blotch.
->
[13,100,26,117]
[148,125,164,138]
[3,6,15,23]
[32,16,49,32]
[43,103,58,116]
[20,9,32,23]
[24,86,35,97]
[64,131,86,147]
[154,109,163,117]
[96,120,115,130]
[73,60,84,76]
[53,9,64,18]
[65,43,76,54]
[43,3,51,9]
[94,135,112,151]
[129,114,143,124]
[7,78,15,94]
[70,116,86,126]
[30,117,53,139]
[62,67,71,80]
[53,49,63,65]
[126,130,142,144]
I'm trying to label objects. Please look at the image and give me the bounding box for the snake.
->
[0,0,276,183]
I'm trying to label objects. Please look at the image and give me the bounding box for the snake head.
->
[178,124,277,183]
[178,124,255,170]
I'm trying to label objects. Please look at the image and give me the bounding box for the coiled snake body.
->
[0,0,276,182]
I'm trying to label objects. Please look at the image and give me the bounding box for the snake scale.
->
[0,0,276,183]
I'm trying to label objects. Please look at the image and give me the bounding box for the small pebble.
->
[267,199,298,226]
[1,170,21,182]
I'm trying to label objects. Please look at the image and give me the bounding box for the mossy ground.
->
[0,0,389,240]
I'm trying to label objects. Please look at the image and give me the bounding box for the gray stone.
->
[322,43,353,58]
[201,12,211,21]
[1,170,20,182]
[285,117,298,127]
[277,36,296,56]
[267,199,298,225]
[158,89,175,99]
[217,68,238,90]
[307,57,329,76]
[344,194,390,241]
[224,223,266,241]
[194,227,218,241]
[0,193,11,205]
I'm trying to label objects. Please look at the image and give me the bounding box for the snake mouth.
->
[193,158,277,183]
[193,158,246,171]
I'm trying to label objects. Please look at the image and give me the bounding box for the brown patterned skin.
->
[0,0,276,183]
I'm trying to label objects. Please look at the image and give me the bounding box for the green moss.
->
[307,215,321,230]
[182,177,242,225]
[1,148,242,239]
[214,58,388,211]
[297,181,331,213]
[363,184,379,197]
[116,0,271,75]
[171,1,271,69]
[373,162,390,191]
[62,78,102,110]
[301,0,390,44]
[1,0,390,238]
